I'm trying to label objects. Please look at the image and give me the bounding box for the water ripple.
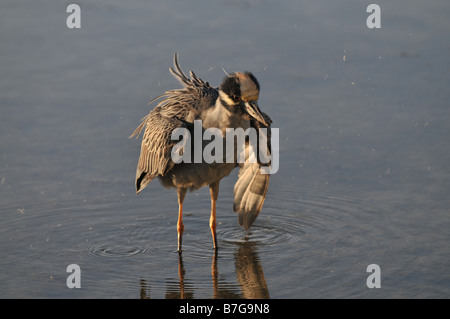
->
[84,243,151,258]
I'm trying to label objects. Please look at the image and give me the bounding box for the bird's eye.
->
[232,96,241,102]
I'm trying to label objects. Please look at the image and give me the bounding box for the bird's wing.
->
[233,112,273,229]
[158,53,219,119]
[130,107,186,194]
[130,54,218,194]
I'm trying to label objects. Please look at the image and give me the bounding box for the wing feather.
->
[130,53,218,194]
[131,108,185,193]
[233,115,272,229]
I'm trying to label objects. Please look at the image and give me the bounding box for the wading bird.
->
[131,54,272,252]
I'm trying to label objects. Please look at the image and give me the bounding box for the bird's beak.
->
[245,101,268,126]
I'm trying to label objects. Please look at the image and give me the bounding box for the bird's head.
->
[219,72,269,126]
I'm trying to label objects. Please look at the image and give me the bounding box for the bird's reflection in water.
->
[140,241,269,299]
[165,253,195,299]
[233,242,270,299]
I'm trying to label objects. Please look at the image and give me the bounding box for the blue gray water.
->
[1,0,449,298]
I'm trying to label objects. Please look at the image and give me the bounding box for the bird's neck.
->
[201,94,249,134]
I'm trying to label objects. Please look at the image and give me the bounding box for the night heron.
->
[131,54,272,252]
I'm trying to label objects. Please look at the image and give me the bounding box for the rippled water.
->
[1,0,449,298]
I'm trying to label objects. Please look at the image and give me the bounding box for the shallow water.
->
[1,0,449,298]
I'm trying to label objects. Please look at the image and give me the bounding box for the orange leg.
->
[209,182,220,250]
[177,188,187,253]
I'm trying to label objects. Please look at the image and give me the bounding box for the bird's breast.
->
[201,101,250,134]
